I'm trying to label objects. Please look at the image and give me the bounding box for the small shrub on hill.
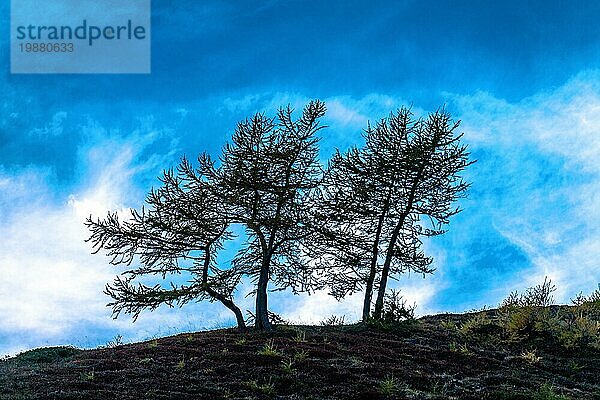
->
[320,315,346,326]
[498,279,600,350]
[498,277,559,340]
[368,290,417,331]
[459,313,493,336]
[381,290,416,323]
[533,383,569,400]
[571,286,600,321]
[246,378,276,396]
[378,375,399,395]
[258,339,281,357]
[520,349,542,365]
[557,314,600,350]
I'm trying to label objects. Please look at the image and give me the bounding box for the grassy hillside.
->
[1,308,599,400]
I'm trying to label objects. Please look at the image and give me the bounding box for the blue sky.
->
[2,0,600,355]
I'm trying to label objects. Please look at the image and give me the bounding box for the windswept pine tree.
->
[214,100,326,330]
[313,108,473,321]
[86,154,247,330]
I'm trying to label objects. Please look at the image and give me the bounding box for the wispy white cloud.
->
[0,118,222,356]
[448,70,600,301]
[29,111,67,137]
[0,166,116,354]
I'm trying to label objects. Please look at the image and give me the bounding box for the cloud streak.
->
[0,119,210,356]
[447,70,600,302]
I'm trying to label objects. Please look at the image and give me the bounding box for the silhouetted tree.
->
[314,108,473,321]
[214,100,326,330]
[86,154,247,330]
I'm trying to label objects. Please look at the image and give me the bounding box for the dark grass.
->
[1,311,599,400]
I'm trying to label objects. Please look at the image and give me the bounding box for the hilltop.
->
[1,308,599,400]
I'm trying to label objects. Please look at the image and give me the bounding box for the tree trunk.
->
[362,195,391,321]
[373,221,403,319]
[362,267,377,321]
[202,244,247,331]
[205,287,247,332]
[362,221,383,321]
[228,302,247,332]
[255,256,272,331]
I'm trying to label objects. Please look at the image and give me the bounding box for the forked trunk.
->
[373,222,402,319]
[362,203,389,322]
[373,160,428,319]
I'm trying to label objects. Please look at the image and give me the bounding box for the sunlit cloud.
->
[0,118,187,355]
[448,70,600,301]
